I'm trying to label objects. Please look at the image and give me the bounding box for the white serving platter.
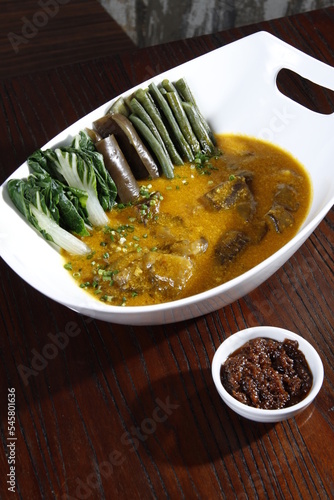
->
[0,31,333,325]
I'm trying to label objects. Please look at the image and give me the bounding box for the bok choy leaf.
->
[27,161,90,236]
[55,148,109,226]
[28,151,90,227]
[7,178,91,255]
[70,130,118,211]
[38,148,109,227]
[28,130,117,226]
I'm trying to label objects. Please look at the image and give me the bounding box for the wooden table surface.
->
[0,0,135,79]
[1,7,333,500]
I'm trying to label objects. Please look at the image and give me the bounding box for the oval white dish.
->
[0,31,333,325]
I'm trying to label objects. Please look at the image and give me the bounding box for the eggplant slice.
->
[93,113,159,180]
[215,230,250,265]
[95,135,140,204]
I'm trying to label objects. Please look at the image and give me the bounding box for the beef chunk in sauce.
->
[144,252,193,296]
[163,237,208,257]
[112,251,149,292]
[266,204,295,233]
[265,183,299,233]
[227,167,254,185]
[215,230,250,265]
[251,221,268,244]
[274,184,299,211]
[134,191,162,224]
[113,250,193,297]
[201,176,256,221]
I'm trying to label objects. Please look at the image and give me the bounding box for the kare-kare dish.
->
[63,134,311,306]
[7,78,312,307]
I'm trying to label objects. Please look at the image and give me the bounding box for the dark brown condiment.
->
[221,337,313,409]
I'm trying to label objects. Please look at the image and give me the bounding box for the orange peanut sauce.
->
[62,134,312,306]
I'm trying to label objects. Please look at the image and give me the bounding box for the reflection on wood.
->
[100,0,334,46]
[0,0,135,79]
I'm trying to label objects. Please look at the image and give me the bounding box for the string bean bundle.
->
[108,77,217,178]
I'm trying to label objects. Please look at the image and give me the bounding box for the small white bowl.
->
[211,326,324,422]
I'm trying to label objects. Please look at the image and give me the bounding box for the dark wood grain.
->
[0,7,333,500]
[0,0,135,80]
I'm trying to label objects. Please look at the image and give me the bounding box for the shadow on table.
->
[122,366,317,466]
[116,366,277,466]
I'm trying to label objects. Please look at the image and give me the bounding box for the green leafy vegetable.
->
[7,178,91,255]
[28,130,117,226]
[27,159,90,235]
[47,147,109,226]
[70,131,118,211]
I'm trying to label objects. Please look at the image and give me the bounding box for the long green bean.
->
[161,79,177,93]
[182,102,215,154]
[135,88,183,166]
[129,114,174,179]
[174,77,216,144]
[107,96,130,117]
[165,91,201,155]
[148,82,194,162]
[129,97,165,149]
